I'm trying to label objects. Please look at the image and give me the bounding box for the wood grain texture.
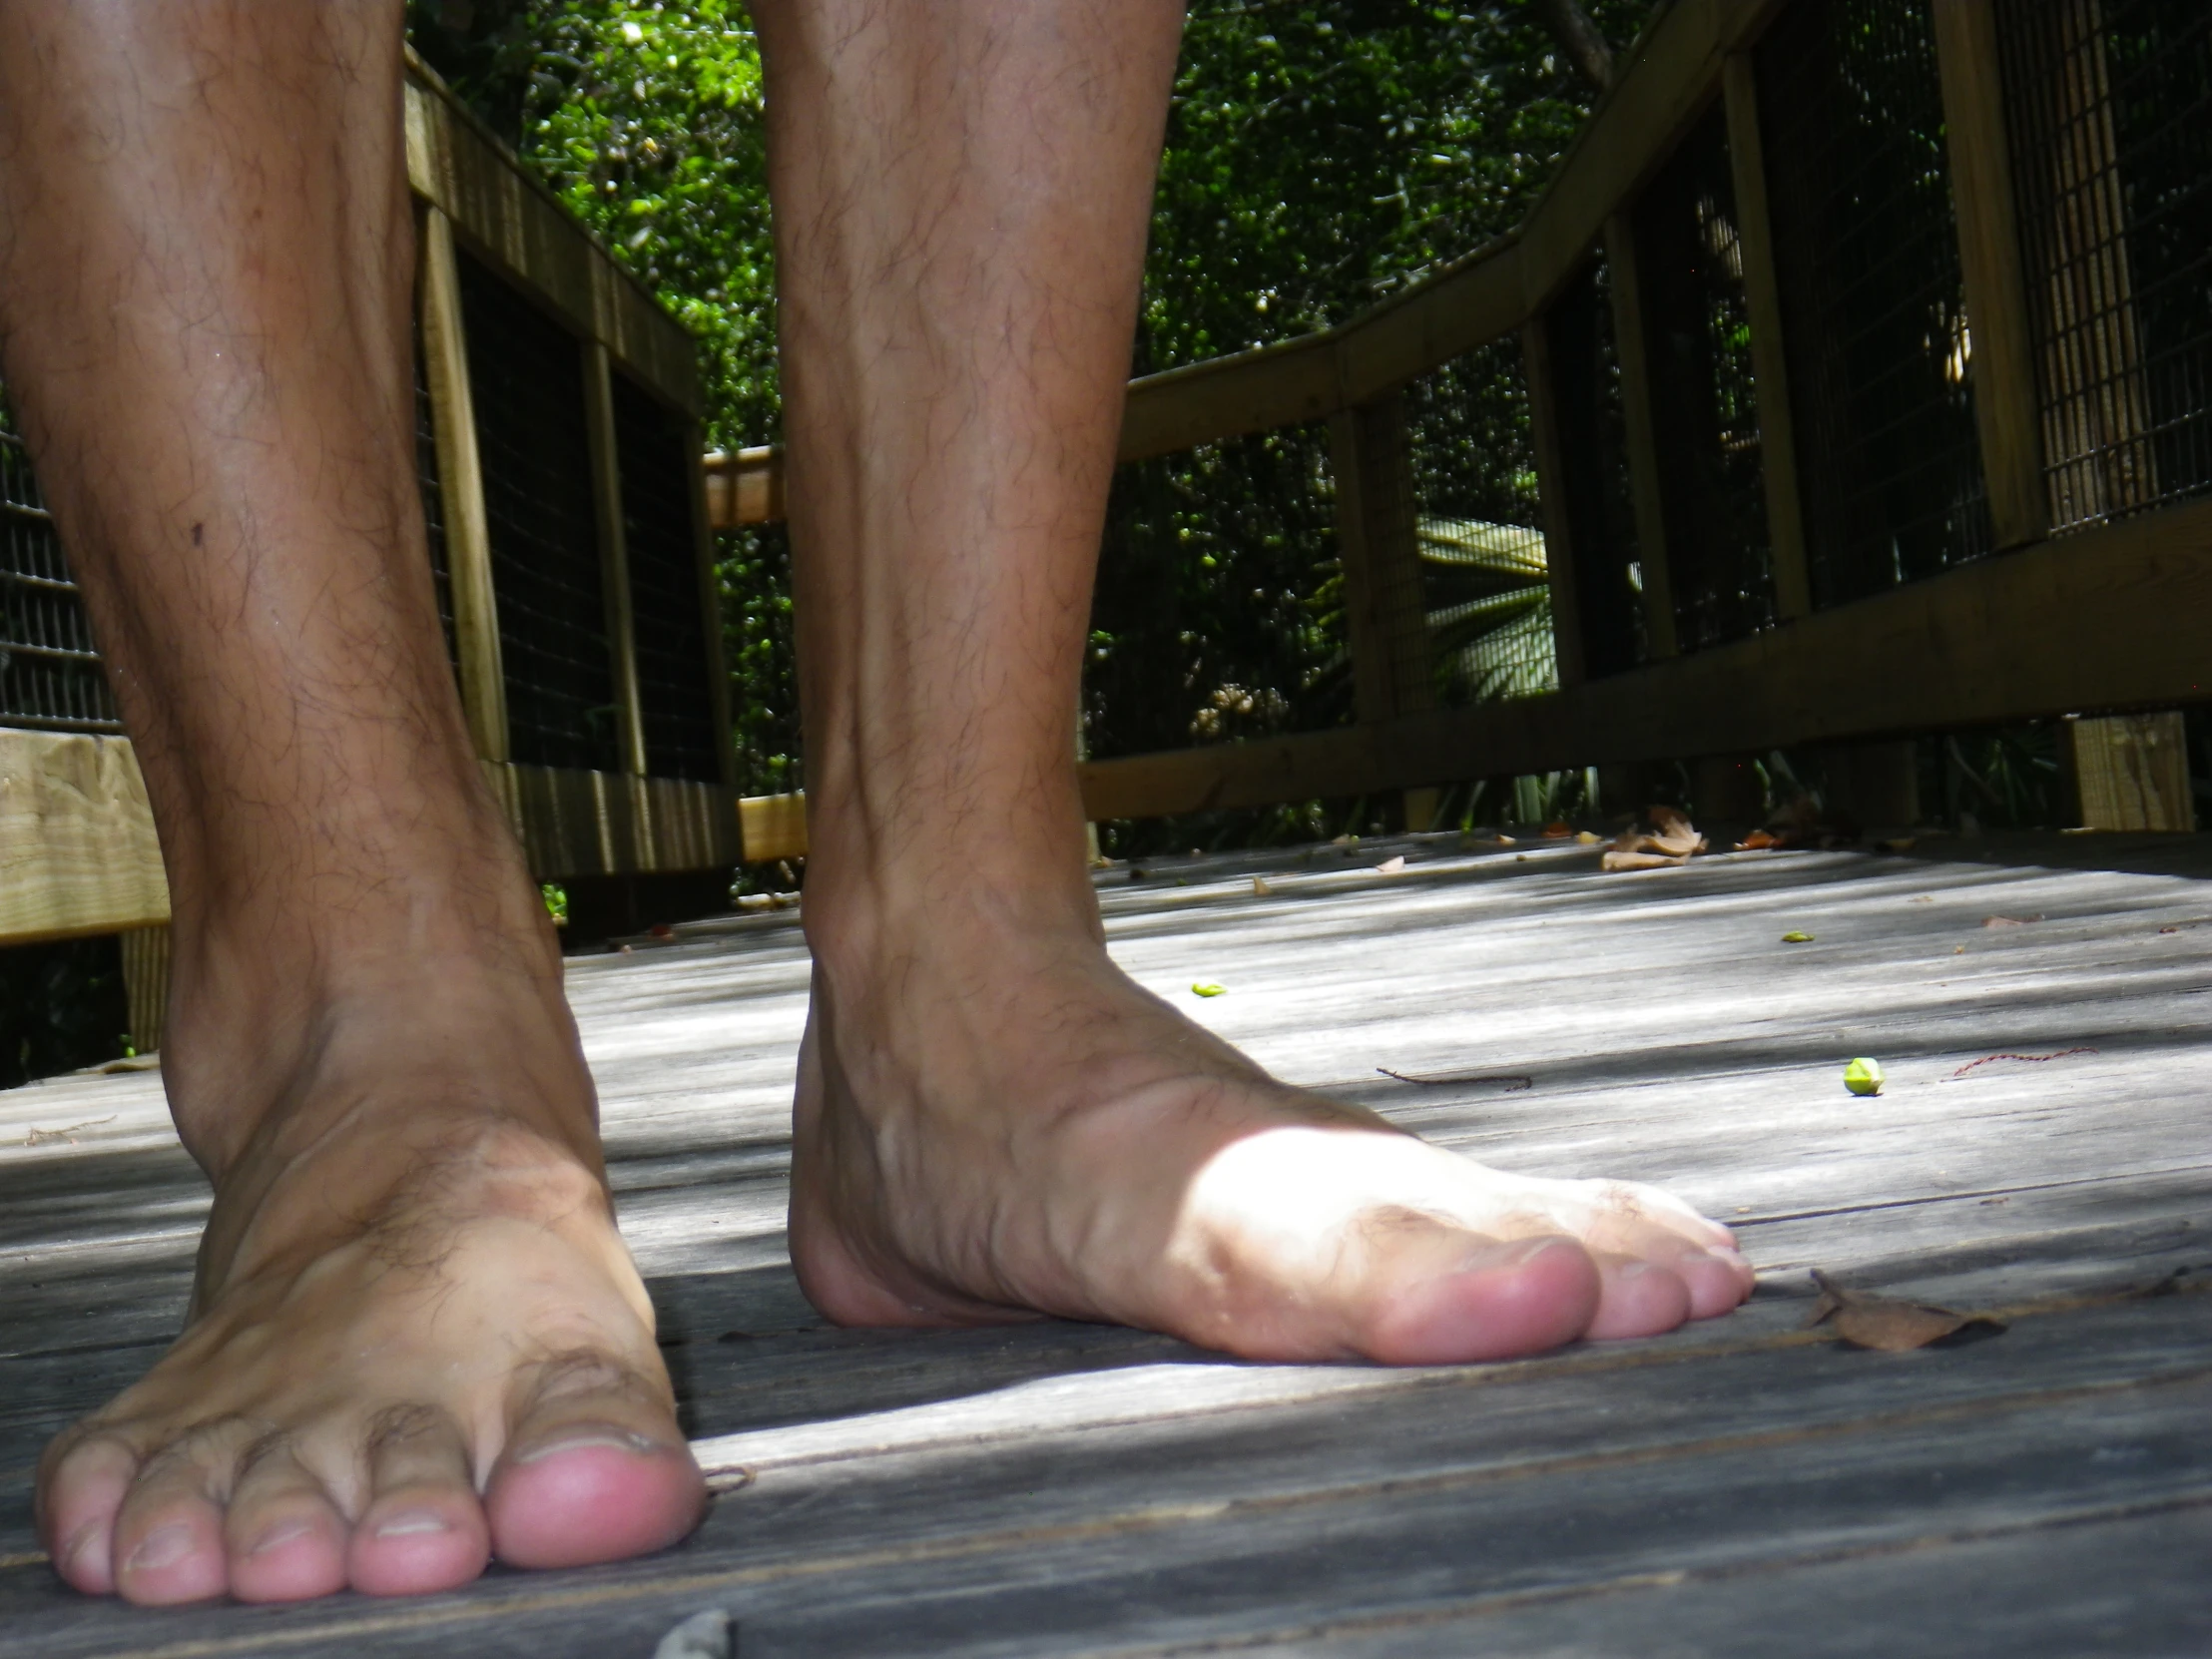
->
[418,205,511,764]
[700,447,785,531]
[584,342,650,778]
[0,732,168,944]
[1722,52,1812,622]
[402,61,702,417]
[0,832,2206,1653]
[1604,213,1682,660]
[484,763,744,878]
[1933,0,2048,549]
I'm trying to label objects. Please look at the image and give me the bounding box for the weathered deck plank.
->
[0,832,2206,1654]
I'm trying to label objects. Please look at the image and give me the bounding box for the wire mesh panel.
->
[1997,0,2212,532]
[1760,0,1993,607]
[611,371,722,783]
[1400,336,1558,705]
[1632,102,1777,651]
[1086,423,1345,761]
[716,520,801,799]
[457,251,620,774]
[1541,257,1646,677]
[0,400,119,735]
[411,329,459,673]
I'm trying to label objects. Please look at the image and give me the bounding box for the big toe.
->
[486,1368,705,1570]
[1360,1234,1601,1365]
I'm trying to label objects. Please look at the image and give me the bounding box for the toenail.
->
[248,1519,314,1556]
[512,1428,669,1465]
[124,1523,194,1573]
[372,1510,452,1539]
[1711,1247,1751,1272]
[1487,1235,1575,1270]
[60,1520,103,1569]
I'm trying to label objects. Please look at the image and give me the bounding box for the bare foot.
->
[36,974,705,1606]
[791,887,1753,1364]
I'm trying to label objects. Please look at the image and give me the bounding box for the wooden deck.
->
[1,830,2208,1656]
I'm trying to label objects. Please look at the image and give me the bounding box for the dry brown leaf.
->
[1737,828,1780,850]
[1541,821,1572,838]
[1601,846,1690,871]
[1251,874,1273,896]
[1982,913,2043,928]
[1601,806,1708,870]
[1575,830,1601,844]
[1805,1270,2005,1352]
[1375,855,1406,875]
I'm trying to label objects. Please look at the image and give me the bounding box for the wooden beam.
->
[2066,713,2193,831]
[1603,215,1679,660]
[417,206,510,764]
[702,446,787,530]
[1329,402,1433,725]
[688,421,741,790]
[1333,242,1525,407]
[401,63,701,417]
[584,341,649,777]
[737,791,809,864]
[1076,495,2212,821]
[1517,0,1790,313]
[480,761,743,879]
[1722,52,1813,622]
[1933,0,2047,549]
[1521,319,1587,690]
[0,732,169,945]
[1118,333,1341,464]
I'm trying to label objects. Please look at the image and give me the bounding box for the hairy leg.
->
[759,0,1753,1360]
[0,2,702,1603]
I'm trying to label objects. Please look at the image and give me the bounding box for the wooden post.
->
[1603,215,1680,660]
[1723,53,1814,622]
[118,923,171,1056]
[1328,396,1432,724]
[2064,712,2192,830]
[1934,0,2048,549]
[1521,318,1587,690]
[416,207,509,763]
[686,419,741,792]
[583,341,648,778]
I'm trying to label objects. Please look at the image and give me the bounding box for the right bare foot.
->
[35,965,705,1605]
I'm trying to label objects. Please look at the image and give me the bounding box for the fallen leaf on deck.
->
[1782,930,1815,943]
[24,1115,118,1148]
[1751,794,1862,850]
[1806,1270,2005,1352]
[1251,874,1273,896]
[1602,806,1709,870]
[1575,830,1601,844]
[1375,855,1406,874]
[1736,828,1780,849]
[1876,836,1918,852]
[1910,894,1935,903]
[1982,914,2042,927]
[2160,925,2179,934]
[1493,833,1517,845]
[650,923,676,940]
[97,1056,160,1074]
[1542,822,1572,838]
[1190,981,1227,997]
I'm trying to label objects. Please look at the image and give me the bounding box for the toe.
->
[486,1358,706,1570]
[1584,1255,1695,1340]
[110,1443,233,1606]
[1678,1247,1755,1320]
[37,1432,138,1596]
[350,1405,489,1597]
[224,1442,348,1604]
[1361,1234,1601,1365]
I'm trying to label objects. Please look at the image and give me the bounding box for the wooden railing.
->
[710,0,2212,854]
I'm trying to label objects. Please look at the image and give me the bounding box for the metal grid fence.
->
[1632,101,1777,652]
[1086,423,1346,762]
[1760,0,1993,607]
[612,371,722,783]
[1400,335,1557,706]
[457,252,621,775]
[0,398,119,735]
[1997,0,2212,533]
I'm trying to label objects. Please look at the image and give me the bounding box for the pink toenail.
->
[512,1429,668,1465]
[373,1511,452,1539]
[248,1519,314,1556]
[60,1520,104,1571]
[124,1523,194,1573]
